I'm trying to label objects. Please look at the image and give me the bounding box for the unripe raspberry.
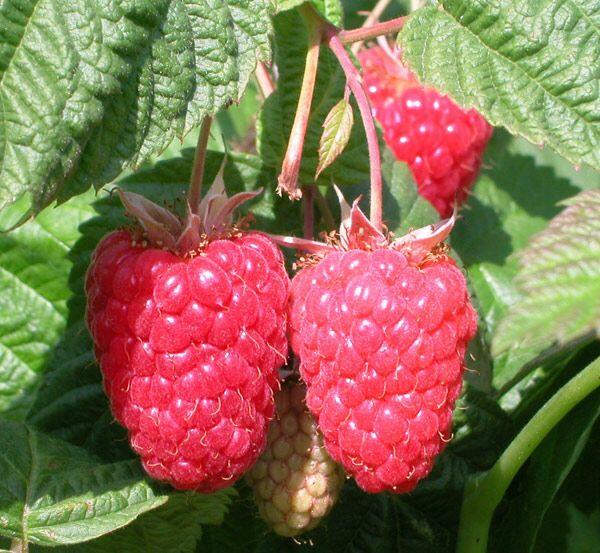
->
[247,382,345,537]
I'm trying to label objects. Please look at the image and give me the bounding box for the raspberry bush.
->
[0,1,598,553]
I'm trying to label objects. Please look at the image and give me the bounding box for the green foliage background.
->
[0,0,598,552]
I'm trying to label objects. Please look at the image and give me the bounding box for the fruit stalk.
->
[326,32,384,230]
[457,356,600,553]
[277,8,322,199]
[339,16,407,46]
[313,185,336,232]
[188,115,213,213]
[350,0,394,55]
[302,185,315,239]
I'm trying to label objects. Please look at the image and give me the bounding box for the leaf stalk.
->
[456,356,600,553]
[339,16,407,46]
[277,6,323,199]
[255,61,275,98]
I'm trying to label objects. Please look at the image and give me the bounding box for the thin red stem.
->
[326,33,383,230]
[188,116,213,213]
[350,0,393,55]
[277,8,322,200]
[302,185,315,239]
[339,16,407,45]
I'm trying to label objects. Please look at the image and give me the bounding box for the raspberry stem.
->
[327,32,384,230]
[188,115,213,213]
[313,185,336,232]
[10,539,27,553]
[339,16,407,46]
[456,356,600,553]
[302,185,315,239]
[255,61,275,99]
[277,7,323,200]
[349,0,394,55]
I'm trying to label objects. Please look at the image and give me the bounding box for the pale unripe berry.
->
[247,382,345,537]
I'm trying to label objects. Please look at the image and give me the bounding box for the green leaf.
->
[564,507,600,553]
[533,502,600,553]
[52,490,235,553]
[312,0,344,26]
[0,191,96,421]
[258,9,369,187]
[276,0,344,26]
[0,421,167,546]
[195,488,265,553]
[490,391,600,553]
[393,499,452,553]
[398,1,600,171]
[493,189,600,361]
[0,0,273,228]
[316,98,354,178]
[381,153,438,236]
[451,131,598,391]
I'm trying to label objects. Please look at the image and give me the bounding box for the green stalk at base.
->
[456,357,600,553]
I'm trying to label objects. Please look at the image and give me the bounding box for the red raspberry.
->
[289,247,477,494]
[86,229,290,492]
[359,46,492,217]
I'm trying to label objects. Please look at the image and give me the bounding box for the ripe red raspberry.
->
[359,46,492,217]
[247,381,345,537]
[288,198,477,494]
[85,185,290,492]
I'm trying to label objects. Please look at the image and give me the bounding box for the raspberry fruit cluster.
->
[359,46,492,216]
[288,201,477,493]
[86,185,290,492]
